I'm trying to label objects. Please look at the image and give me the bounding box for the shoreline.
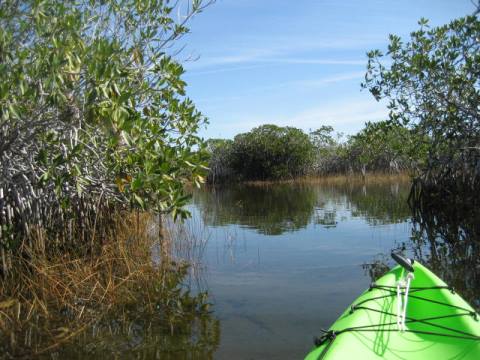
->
[205,172,411,188]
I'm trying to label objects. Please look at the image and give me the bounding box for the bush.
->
[207,125,315,182]
[0,0,210,271]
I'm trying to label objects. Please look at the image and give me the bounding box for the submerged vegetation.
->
[0,212,219,358]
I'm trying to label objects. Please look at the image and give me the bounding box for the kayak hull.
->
[305,262,480,359]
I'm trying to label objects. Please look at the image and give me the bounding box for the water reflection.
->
[363,196,480,311]
[409,197,480,310]
[53,315,220,359]
[30,178,478,359]
[193,184,317,235]
[347,182,410,225]
[189,178,414,359]
[194,180,411,235]
[190,178,478,359]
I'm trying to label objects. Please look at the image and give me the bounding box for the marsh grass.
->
[0,212,217,358]
[162,213,211,291]
[243,172,411,187]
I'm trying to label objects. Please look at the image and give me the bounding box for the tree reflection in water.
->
[193,184,317,235]
[409,192,480,310]
[364,195,480,311]
[194,180,411,235]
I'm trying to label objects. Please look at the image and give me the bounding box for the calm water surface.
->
[45,178,478,359]
[188,180,414,359]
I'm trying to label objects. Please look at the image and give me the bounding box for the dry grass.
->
[243,172,411,187]
[0,212,212,358]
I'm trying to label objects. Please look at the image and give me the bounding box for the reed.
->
[0,212,214,358]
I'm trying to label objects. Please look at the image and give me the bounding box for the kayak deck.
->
[305,262,480,359]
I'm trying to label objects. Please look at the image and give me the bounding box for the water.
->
[14,178,478,359]
[188,180,415,359]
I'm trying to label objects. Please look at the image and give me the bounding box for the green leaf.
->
[133,193,145,209]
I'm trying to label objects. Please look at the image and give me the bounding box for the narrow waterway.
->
[185,180,408,359]
[42,178,478,359]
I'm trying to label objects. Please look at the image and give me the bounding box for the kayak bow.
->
[305,254,480,359]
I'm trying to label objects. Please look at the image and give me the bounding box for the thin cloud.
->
[185,58,366,75]
[287,100,388,132]
[184,63,273,76]
[270,58,365,65]
[184,34,386,70]
[292,71,365,88]
[194,71,366,106]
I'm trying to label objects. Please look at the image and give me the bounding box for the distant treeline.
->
[206,122,425,183]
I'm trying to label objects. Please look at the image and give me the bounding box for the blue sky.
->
[178,0,474,140]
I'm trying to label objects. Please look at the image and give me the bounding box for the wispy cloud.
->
[286,99,388,132]
[292,71,365,88]
[184,63,276,77]
[185,58,366,76]
[194,71,365,106]
[184,34,385,71]
[269,58,366,65]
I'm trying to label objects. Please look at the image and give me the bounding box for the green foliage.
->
[207,121,425,181]
[205,138,235,183]
[306,122,423,176]
[209,125,315,182]
[363,15,480,186]
[231,125,315,180]
[347,121,427,173]
[0,0,211,260]
[310,125,337,149]
[309,126,348,174]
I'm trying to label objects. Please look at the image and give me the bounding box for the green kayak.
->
[305,254,480,359]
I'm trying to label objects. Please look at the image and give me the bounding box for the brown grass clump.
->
[0,212,217,358]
